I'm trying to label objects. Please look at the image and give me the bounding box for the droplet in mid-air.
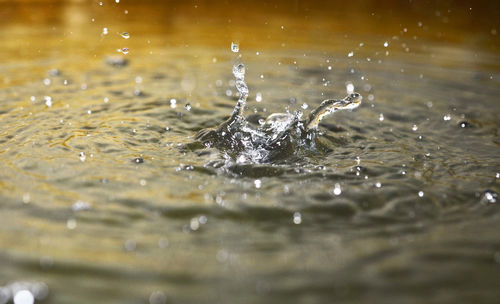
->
[117,48,129,54]
[231,42,239,53]
[121,32,130,39]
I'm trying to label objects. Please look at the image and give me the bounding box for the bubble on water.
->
[13,290,34,304]
[140,179,147,186]
[496,173,499,179]
[375,182,382,188]
[256,92,262,102]
[293,212,302,224]
[333,183,342,195]
[348,51,354,57]
[418,191,424,197]
[384,41,389,47]
[443,114,451,121]
[482,190,498,204]
[44,96,52,107]
[260,74,264,79]
[185,103,192,111]
[22,193,30,204]
[379,113,384,121]
[121,32,130,39]
[79,152,86,162]
[43,78,51,86]
[115,0,120,3]
[412,124,418,131]
[301,103,308,109]
[232,63,245,80]
[102,27,108,35]
[30,96,36,102]
[149,291,167,304]
[254,179,262,189]
[231,42,239,53]
[225,89,232,96]
[328,66,332,70]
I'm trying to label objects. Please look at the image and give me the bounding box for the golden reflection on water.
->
[0,1,499,303]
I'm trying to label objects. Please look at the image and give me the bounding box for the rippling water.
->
[0,1,499,303]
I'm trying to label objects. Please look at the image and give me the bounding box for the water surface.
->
[0,1,499,303]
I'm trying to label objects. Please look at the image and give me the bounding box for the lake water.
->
[0,1,499,303]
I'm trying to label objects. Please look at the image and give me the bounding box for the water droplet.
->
[482,190,498,204]
[443,114,451,121]
[121,32,130,39]
[79,152,86,162]
[458,121,471,128]
[346,83,354,93]
[13,290,34,304]
[254,179,262,189]
[333,183,342,195]
[170,98,177,108]
[117,47,129,54]
[232,63,245,79]
[293,212,302,224]
[256,92,262,102]
[72,200,91,212]
[231,42,239,53]
[44,96,52,107]
[115,0,120,3]
[133,157,144,164]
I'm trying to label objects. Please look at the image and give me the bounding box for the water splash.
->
[192,43,362,164]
